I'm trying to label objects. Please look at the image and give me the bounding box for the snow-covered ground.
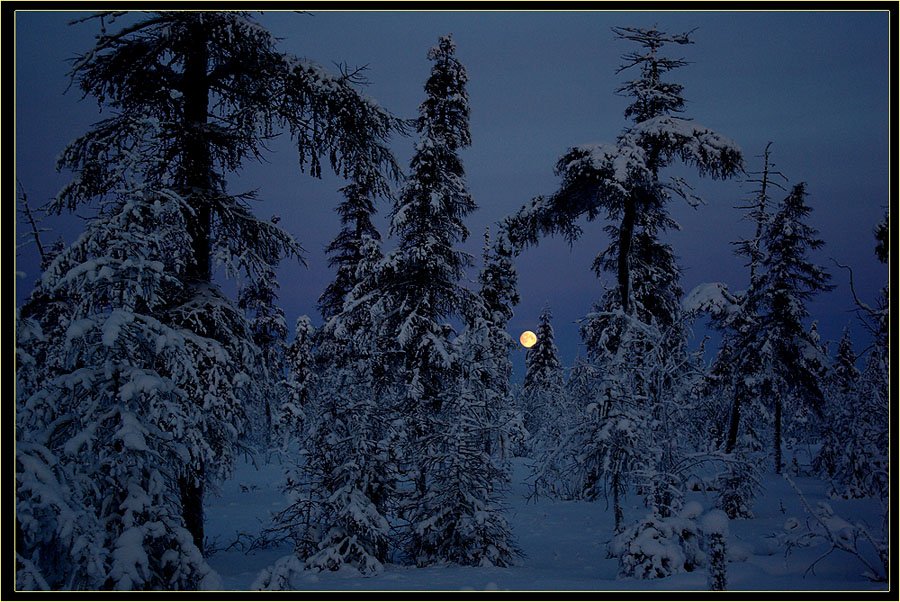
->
[206,455,887,592]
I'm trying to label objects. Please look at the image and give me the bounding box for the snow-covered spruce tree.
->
[684,146,792,517]
[826,345,889,500]
[407,298,520,567]
[700,510,729,590]
[831,327,862,395]
[24,12,403,565]
[502,26,741,319]
[276,239,400,578]
[238,229,289,451]
[318,163,391,321]
[717,143,786,455]
[365,35,481,565]
[476,228,522,461]
[275,316,316,449]
[812,327,858,479]
[756,183,833,474]
[521,305,567,453]
[301,326,394,576]
[261,163,397,579]
[17,174,227,589]
[259,245,396,586]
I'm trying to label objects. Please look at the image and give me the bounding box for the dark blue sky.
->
[15,10,890,378]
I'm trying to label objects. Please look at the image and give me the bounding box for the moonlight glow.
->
[520,330,537,348]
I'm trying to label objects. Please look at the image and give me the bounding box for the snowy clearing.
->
[206,456,887,592]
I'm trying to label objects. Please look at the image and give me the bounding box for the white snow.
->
[682,282,738,317]
[700,510,730,535]
[204,455,887,592]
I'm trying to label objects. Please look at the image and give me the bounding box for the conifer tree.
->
[507,27,741,535]
[477,229,521,459]
[276,316,317,446]
[521,306,567,452]
[318,164,391,321]
[17,177,231,589]
[17,12,403,587]
[813,327,859,479]
[821,219,888,499]
[365,35,478,564]
[409,298,519,567]
[717,143,786,454]
[756,183,833,473]
[238,228,288,450]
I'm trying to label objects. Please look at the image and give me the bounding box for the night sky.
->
[15,10,890,380]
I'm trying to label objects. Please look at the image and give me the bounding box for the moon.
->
[519,330,537,348]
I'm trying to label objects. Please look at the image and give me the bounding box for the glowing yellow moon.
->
[520,330,537,348]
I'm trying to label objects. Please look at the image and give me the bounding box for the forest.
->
[14,10,890,592]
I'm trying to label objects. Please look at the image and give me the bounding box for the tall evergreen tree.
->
[813,327,859,479]
[477,228,521,459]
[367,35,478,564]
[756,183,833,473]
[413,300,519,567]
[819,218,888,499]
[259,235,399,585]
[717,143,786,453]
[238,223,289,450]
[17,12,402,588]
[276,316,317,446]
[503,26,741,322]
[17,177,232,589]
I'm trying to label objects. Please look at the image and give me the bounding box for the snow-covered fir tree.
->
[682,146,789,516]
[477,228,523,460]
[299,322,395,576]
[238,230,288,450]
[830,327,862,396]
[318,161,394,321]
[364,35,488,565]
[258,235,392,585]
[262,236,400,580]
[408,298,520,567]
[17,176,230,589]
[521,306,567,453]
[715,144,786,454]
[17,12,403,589]
[813,327,859,479]
[756,183,833,473]
[275,316,316,448]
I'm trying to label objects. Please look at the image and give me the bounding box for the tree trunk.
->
[617,195,636,314]
[179,470,205,552]
[724,385,742,454]
[612,472,624,533]
[180,18,212,552]
[182,18,212,284]
[774,396,783,474]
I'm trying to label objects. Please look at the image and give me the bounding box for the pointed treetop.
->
[419,33,471,150]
